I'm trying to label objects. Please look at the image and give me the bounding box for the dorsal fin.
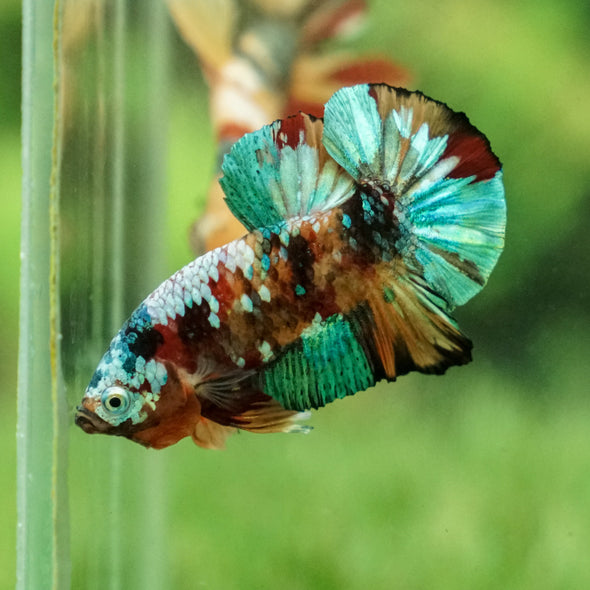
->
[219,112,355,231]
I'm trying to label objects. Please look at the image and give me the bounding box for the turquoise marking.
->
[381,110,402,181]
[208,312,221,329]
[83,304,169,427]
[279,227,290,247]
[174,295,186,317]
[192,288,202,307]
[361,195,374,223]
[397,124,448,190]
[323,85,452,191]
[323,84,382,181]
[134,355,146,373]
[399,171,506,309]
[261,313,374,411]
[261,254,271,271]
[144,359,168,394]
[219,125,282,229]
[342,214,352,229]
[220,114,355,230]
[208,296,220,314]
[295,285,306,296]
[372,231,384,248]
[383,287,395,303]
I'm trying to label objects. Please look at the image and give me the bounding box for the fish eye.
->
[101,386,131,415]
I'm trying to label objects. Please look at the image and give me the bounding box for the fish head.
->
[75,306,203,448]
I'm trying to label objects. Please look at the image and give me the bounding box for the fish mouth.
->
[75,405,110,434]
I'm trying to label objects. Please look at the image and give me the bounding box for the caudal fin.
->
[323,84,506,311]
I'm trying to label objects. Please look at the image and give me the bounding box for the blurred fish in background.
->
[167,0,409,250]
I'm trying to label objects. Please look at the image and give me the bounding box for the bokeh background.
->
[5,0,590,588]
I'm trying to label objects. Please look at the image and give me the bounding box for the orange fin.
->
[231,396,312,434]
[192,418,236,450]
[366,266,472,379]
[198,387,311,442]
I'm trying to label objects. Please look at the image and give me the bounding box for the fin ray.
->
[260,313,376,411]
[220,113,355,231]
[324,83,505,309]
[401,172,505,308]
[322,83,383,180]
[366,269,473,379]
[200,389,311,436]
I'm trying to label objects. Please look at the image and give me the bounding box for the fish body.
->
[76,84,506,449]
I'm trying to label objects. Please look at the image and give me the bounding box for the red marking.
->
[443,133,501,182]
[314,283,341,319]
[273,114,309,149]
[211,270,236,319]
[153,320,197,373]
[367,84,379,104]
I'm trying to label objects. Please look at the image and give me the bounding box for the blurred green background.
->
[5,0,590,588]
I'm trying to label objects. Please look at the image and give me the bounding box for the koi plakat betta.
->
[76,84,506,450]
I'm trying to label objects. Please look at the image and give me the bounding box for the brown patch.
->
[429,246,484,286]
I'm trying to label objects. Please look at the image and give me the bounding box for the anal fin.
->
[259,313,376,411]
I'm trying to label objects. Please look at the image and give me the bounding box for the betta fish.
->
[75,83,506,450]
